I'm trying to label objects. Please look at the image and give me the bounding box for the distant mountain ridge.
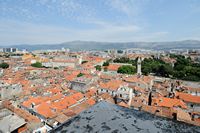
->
[1,40,200,51]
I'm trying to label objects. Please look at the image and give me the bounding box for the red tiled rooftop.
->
[107,64,121,71]
[22,96,50,108]
[86,98,96,106]
[50,93,64,102]
[47,88,62,94]
[50,96,77,111]
[176,92,200,104]
[118,101,128,108]
[153,97,187,109]
[36,102,55,118]
[100,80,127,91]
[85,89,96,98]
[71,92,84,101]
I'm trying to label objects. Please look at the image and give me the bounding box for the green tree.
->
[156,65,173,77]
[173,70,185,79]
[113,57,130,63]
[142,66,152,75]
[0,62,9,69]
[140,55,200,81]
[103,61,109,66]
[95,65,101,71]
[174,64,185,71]
[113,57,137,66]
[171,55,200,81]
[31,62,43,68]
[77,73,84,77]
[117,65,136,74]
[142,58,173,77]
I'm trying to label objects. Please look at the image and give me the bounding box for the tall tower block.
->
[137,57,142,76]
[78,55,82,65]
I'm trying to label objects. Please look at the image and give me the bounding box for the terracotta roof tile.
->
[22,96,50,108]
[85,89,96,98]
[86,98,96,106]
[71,92,84,101]
[100,80,127,91]
[107,64,121,71]
[118,101,128,108]
[36,102,55,118]
[153,97,187,109]
[176,92,200,104]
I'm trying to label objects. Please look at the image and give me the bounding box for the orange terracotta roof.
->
[53,59,77,63]
[50,102,66,112]
[86,98,96,106]
[69,89,78,94]
[129,85,145,93]
[99,80,127,91]
[153,97,187,109]
[118,101,128,108]
[130,97,144,107]
[123,75,151,85]
[62,96,76,107]
[99,93,115,103]
[71,92,84,101]
[81,62,94,69]
[176,92,200,104]
[50,96,77,111]
[22,96,50,108]
[66,74,77,81]
[50,93,64,102]
[107,64,121,71]
[63,109,77,117]
[47,88,62,94]
[72,70,81,75]
[100,74,113,80]
[85,89,96,98]
[161,57,176,64]
[36,102,55,118]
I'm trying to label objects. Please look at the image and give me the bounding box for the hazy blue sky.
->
[0,0,200,45]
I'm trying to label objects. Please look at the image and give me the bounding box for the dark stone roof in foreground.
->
[52,101,200,133]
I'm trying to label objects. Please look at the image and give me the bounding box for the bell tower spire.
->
[137,57,142,76]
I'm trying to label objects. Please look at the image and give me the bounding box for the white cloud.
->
[0,19,169,45]
[107,0,137,17]
[106,0,149,17]
[37,0,97,21]
[0,0,96,23]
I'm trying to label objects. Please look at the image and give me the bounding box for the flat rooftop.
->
[0,114,26,133]
[52,101,200,133]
